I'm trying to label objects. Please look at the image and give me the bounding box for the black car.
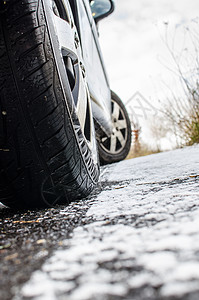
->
[0,0,131,208]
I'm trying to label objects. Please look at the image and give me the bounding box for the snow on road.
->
[16,146,199,300]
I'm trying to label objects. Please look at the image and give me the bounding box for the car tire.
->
[0,0,99,208]
[98,91,131,165]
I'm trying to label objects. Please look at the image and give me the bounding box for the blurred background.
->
[98,0,199,155]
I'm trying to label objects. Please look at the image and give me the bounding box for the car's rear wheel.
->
[98,91,131,164]
[0,0,99,208]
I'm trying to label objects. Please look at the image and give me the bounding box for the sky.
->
[98,0,199,149]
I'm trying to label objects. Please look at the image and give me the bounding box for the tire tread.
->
[0,0,99,208]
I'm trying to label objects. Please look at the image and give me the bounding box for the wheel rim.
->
[100,99,128,154]
[50,0,98,163]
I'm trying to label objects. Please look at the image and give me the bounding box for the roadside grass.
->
[126,143,161,159]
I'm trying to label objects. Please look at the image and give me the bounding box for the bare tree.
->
[159,19,199,146]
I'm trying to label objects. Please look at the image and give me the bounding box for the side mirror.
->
[90,0,115,23]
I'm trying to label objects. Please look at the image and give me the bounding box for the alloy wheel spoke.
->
[101,136,108,143]
[110,136,117,153]
[116,130,125,147]
[116,119,126,130]
[76,79,88,133]
[112,102,120,120]
[52,15,77,56]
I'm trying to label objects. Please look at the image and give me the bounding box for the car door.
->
[75,0,112,135]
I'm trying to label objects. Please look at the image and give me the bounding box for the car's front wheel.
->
[98,91,131,164]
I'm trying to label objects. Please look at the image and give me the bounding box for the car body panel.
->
[74,0,113,135]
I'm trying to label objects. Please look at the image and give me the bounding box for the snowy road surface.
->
[6,146,199,299]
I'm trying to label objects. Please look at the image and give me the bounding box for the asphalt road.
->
[0,145,199,300]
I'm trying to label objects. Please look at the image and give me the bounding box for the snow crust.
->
[17,145,199,299]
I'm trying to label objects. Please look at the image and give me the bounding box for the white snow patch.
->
[21,271,75,299]
[161,281,199,297]
[70,282,127,300]
[16,146,199,300]
[128,272,162,288]
[102,146,199,183]
[138,252,177,274]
